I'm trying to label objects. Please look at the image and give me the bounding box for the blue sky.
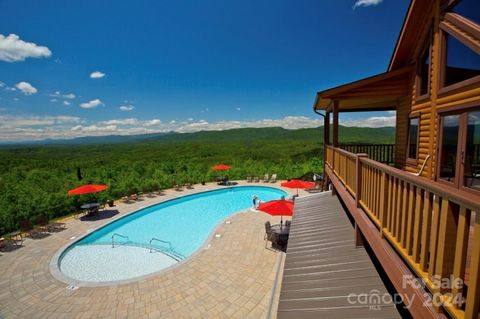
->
[0,0,409,141]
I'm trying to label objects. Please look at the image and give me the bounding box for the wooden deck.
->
[277,192,401,319]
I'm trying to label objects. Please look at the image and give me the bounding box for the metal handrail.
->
[111,233,129,248]
[149,237,172,253]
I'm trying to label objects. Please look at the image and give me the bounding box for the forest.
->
[0,126,395,235]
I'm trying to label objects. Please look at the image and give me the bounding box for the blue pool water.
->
[58,186,286,283]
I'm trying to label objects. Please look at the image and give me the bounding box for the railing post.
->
[378,170,389,237]
[355,153,368,208]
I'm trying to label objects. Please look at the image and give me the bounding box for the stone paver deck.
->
[0,182,303,319]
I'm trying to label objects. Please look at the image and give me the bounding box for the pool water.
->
[58,186,286,284]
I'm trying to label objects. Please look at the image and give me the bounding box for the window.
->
[437,107,480,194]
[451,0,480,25]
[464,111,480,191]
[439,114,460,182]
[418,46,431,96]
[443,33,480,87]
[407,117,419,160]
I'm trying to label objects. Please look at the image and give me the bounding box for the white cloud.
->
[0,34,52,62]
[63,100,70,106]
[90,71,105,79]
[0,114,396,142]
[80,99,103,109]
[0,81,5,87]
[341,116,396,127]
[235,107,241,111]
[50,99,57,102]
[144,119,161,126]
[353,0,383,9]
[100,118,139,126]
[15,81,37,95]
[4,86,16,91]
[71,124,117,133]
[119,105,135,111]
[48,91,76,99]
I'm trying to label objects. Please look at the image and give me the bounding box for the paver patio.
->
[0,182,303,319]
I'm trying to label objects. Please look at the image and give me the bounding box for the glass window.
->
[408,117,419,159]
[451,0,480,25]
[439,115,460,182]
[444,33,480,87]
[419,47,430,96]
[464,111,480,191]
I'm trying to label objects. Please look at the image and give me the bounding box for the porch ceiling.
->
[314,65,413,112]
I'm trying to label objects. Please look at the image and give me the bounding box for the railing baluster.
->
[406,184,415,254]
[420,191,432,271]
[465,212,480,318]
[435,199,458,294]
[452,206,470,309]
[412,187,423,262]
[428,195,441,281]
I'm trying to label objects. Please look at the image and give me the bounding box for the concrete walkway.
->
[0,182,304,319]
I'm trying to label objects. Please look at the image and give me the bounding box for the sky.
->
[0,0,409,142]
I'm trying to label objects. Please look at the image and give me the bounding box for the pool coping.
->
[49,185,287,288]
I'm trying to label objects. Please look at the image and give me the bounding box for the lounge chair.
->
[36,215,66,232]
[254,176,260,183]
[263,174,269,183]
[270,174,277,183]
[246,176,253,183]
[19,219,47,238]
[0,234,23,250]
[306,183,323,193]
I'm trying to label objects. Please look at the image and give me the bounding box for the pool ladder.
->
[111,233,129,248]
[149,237,185,261]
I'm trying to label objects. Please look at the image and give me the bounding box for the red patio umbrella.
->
[257,199,294,226]
[68,184,108,196]
[211,164,232,170]
[281,179,315,196]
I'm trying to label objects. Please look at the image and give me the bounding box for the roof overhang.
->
[314,66,413,112]
[388,0,436,71]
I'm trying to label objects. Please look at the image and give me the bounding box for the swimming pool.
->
[54,186,287,285]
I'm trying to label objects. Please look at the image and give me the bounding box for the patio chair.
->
[36,215,66,232]
[264,221,276,248]
[263,174,269,183]
[254,176,260,183]
[270,174,277,183]
[0,234,23,250]
[18,219,47,238]
[246,176,253,183]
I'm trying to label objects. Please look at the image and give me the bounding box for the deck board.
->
[277,192,401,319]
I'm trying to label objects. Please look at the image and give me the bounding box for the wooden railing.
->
[339,143,395,165]
[325,145,480,319]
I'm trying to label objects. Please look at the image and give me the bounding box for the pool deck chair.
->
[246,176,253,182]
[270,174,277,183]
[263,174,269,182]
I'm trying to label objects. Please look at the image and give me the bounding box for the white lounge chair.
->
[270,174,277,183]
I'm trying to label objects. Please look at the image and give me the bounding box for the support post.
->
[354,223,364,247]
[333,100,339,147]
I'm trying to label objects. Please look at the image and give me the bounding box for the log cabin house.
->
[278,0,480,318]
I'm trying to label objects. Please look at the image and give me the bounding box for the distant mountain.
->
[0,126,396,148]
